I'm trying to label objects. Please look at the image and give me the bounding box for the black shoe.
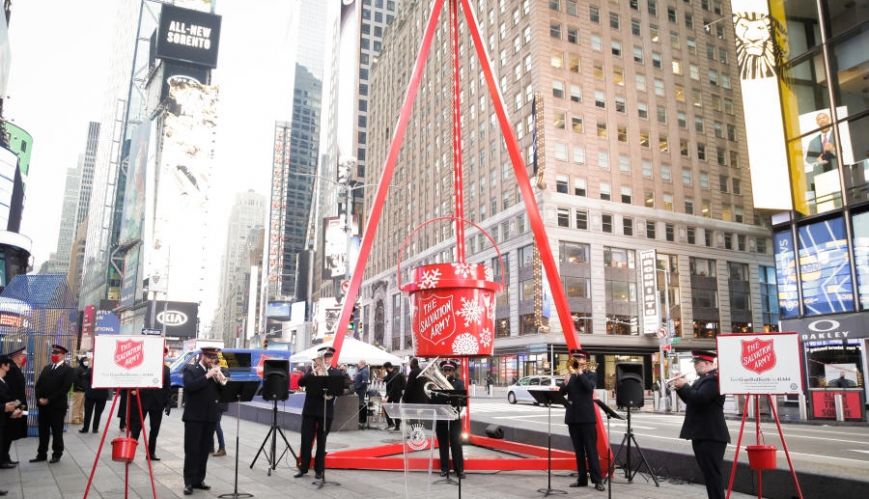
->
[594,483,606,491]
[49,456,61,464]
[92,429,99,433]
[29,456,47,463]
[79,428,89,433]
[294,471,307,478]
[569,481,588,488]
[457,472,466,479]
[3,460,17,465]
[0,490,7,496]
[0,463,15,469]
[183,485,193,495]
[314,472,324,480]
[149,455,161,461]
[193,483,210,490]
[439,471,448,477]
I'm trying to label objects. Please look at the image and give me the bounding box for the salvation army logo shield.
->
[414,293,457,347]
[741,338,776,374]
[114,339,145,370]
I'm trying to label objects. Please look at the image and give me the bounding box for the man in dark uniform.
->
[182,347,225,495]
[560,349,605,491]
[432,359,466,479]
[31,344,74,464]
[1,354,26,477]
[295,346,343,480]
[673,350,730,499]
[383,361,405,430]
[1,347,27,466]
[401,358,426,404]
[131,347,172,461]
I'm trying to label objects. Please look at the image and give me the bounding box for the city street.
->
[0,411,759,499]
[468,398,869,480]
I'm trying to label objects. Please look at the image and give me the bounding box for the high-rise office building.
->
[264,0,328,321]
[741,1,869,414]
[44,166,81,274]
[75,122,100,227]
[361,0,776,387]
[216,190,265,346]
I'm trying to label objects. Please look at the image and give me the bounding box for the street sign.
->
[141,328,163,336]
[341,280,350,294]
[671,336,681,344]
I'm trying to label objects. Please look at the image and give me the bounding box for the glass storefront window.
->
[564,276,590,298]
[604,247,635,269]
[606,314,638,335]
[774,231,800,318]
[559,241,590,264]
[840,114,869,203]
[693,320,720,338]
[824,1,869,40]
[852,211,869,310]
[830,28,869,120]
[759,265,780,330]
[571,311,592,334]
[798,217,854,315]
[495,317,511,337]
[804,339,864,388]
[781,54,829,140]
[780,1,822,60]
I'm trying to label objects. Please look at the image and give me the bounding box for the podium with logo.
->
[382,402,460,498]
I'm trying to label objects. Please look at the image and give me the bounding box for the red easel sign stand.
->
[718,333,805,499]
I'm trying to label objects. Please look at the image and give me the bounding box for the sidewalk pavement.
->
[0,413,757,499]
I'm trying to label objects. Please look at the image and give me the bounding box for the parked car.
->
[506,375,565,405]
[169,349,291,404]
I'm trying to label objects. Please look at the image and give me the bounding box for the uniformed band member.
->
[31,344,74,464]
[295,346,342,480]
[432,359,465,479]
[561,349,605,491]
[1,347,27,466]
[131,347,172,461]
[182,347,227,495]
[2,354,27,496]
[673,350,730,499]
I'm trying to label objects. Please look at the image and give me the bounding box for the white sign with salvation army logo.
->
[91,335,166,389]
[717,333,803,395]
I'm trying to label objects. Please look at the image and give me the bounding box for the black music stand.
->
[302,375,346,489]
[611,406,659,487]
[249,397,297,476]
[594,399,623,499]
[218,381,260,499]
[530,389,568,497]
[431,388,468,499]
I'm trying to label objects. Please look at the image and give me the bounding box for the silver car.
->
[506,375,565,404]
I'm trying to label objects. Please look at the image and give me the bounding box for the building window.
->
[604,247,635,269]
[623,217,633,236]
[556,175,568,193]
[621,186,632,204]
[576,210,588,230]
[687,226,696,244]
[602,214,613,233]
[574,178,587,196]
[600,182,611,200]
[559,241,590,264]
[557,208,570,227]
[646,221,656,239]
[759,265,779,332]
[665,223,674,242]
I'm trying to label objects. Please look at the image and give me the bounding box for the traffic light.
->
[350,305,360,338]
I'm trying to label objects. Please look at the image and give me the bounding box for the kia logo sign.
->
[808,319,839,333]
[157,310,188,327]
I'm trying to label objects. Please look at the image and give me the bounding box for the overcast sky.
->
[6,1,296,315]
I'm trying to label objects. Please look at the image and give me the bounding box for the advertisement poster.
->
[156,3,222,68]
[92,335,166,389]
[811,391,864,420]
[639,250,660,335]
[717,333,803,394]
[823,363,861,388]
[797,107,853,211]
[851,211,869,309]
[774,231,799,318]
[314,297,340,340]
[798,217,854,315]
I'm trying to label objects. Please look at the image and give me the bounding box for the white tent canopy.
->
[290,337,404,366]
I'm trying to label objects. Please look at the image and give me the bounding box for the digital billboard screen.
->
[798,217,854,316]
[156,4,221,68]
[852,211,869,310]
[774,230,799,319]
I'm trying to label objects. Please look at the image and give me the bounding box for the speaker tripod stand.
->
[249,400,297,476]
[611,407,658,486]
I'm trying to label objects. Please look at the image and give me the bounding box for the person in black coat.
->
[1,347,27,466]
[383,362,405,430]
[432,359,466,479]
[181,347,226,495]
[560,349,605,491]
[401,358,426,404]
[130,349,172,460]
[673,350,730,499]
[1,355,26,479]
[295,346,344,480]
[30,344,74,464]
[80,368,109,434]
[353,360,369,429]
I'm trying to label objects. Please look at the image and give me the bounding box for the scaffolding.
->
[0,274,79,435]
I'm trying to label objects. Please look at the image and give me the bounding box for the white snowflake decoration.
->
[456,296,484,326]
[479,328,493,348]
[484,265,495,282]
[452,333,480,355]
[418,268,442,289]
[481,294,496,321]
[452,262,475,279]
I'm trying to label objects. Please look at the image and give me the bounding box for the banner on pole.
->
[91,335,166,389]
[717,332,803,394]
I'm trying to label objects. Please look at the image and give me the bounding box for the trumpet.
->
[666,373,686,389]
[209,366,228,385]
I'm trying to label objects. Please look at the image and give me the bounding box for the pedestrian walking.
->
[672,350,730,499]
[71,355,88,424]
[353,359,369,429]
[30,344,74,464]
[383,362,405,430]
